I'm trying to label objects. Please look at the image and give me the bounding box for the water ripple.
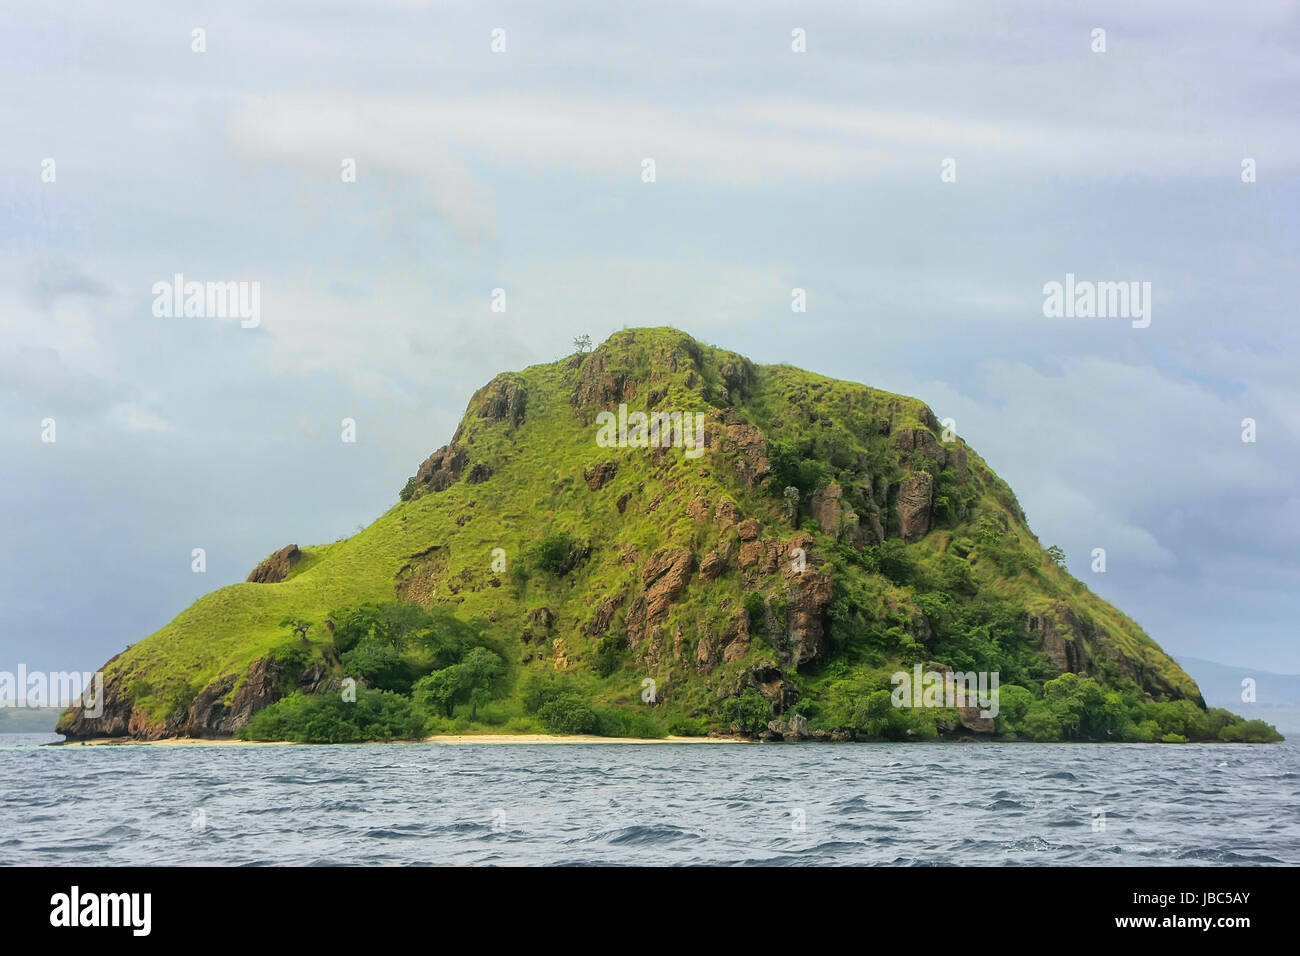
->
[0,736,1296,865]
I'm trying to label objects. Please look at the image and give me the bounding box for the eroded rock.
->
[247,545,300,584]
[896,472,933,542]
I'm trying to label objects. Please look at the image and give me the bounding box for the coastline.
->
[49,733,752,747]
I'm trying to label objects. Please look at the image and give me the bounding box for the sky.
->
[2,0,1298,684]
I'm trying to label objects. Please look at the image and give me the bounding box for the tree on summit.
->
[573,333,592,354]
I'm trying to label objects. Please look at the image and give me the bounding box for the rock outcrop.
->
[473,376,527,429]
[896,472,933,542]
[584,460,618,491]
[413,444,468,494]
[247,545,300,584]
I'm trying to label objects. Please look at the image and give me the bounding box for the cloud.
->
[106,402,172,433]
[3,0,1298,675]
[22,257,110,310]
[250,257,790,397]
[226,76,1299,203]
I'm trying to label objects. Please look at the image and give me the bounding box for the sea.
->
[2,734,1297,866]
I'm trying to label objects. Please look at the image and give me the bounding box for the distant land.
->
[1178,657,1300,735]
[0,707,62,734]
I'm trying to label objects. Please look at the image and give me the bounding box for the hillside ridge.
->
[59,327,1281,744]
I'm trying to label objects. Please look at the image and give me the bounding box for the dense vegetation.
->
[237,600,1280,744]
[806,669,1281,743]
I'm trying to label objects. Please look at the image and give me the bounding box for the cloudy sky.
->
[3,1,1298,683]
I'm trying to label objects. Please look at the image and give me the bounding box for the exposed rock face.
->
[641,549,693,623]
[572,349,636,416]
[187,675,238,736]
[718,357,756,403]
[474,376,527,429]
[947,443,969,482]
[60,655,291,741]
[748,665,799,712]
[736,518,760,541]
[624,549,693,662]
[699,550,726,581]
[584,460,618,491]
[1108,649,1203,707]
[56,659,133,739]
[737,539,764,569]
[861,505,885,545]
[812,483,843,537]
[1023,604,1092,675]
[957,707,995,734]
[722,614,750,662]
[394,546,447,605]
[695,632,717,669]
[528,607,556,630]
[1019,603,1201,704]
[189,657,284,736]
[782,571,834,665]
[582,595,623,637]
[895,427,939,462]
[552,637,570,669]
[714,497,741,531]
[247,545,300,584]
[768,712,810,740]
[414,444,468,494]
[465,462,493,484]
[721,424,770,488]
[896,472,934,542]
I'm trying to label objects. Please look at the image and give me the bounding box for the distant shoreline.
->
[46,734,753,747]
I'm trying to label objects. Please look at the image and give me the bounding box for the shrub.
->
[720,689,772,736]
[537,693,600,734]
[410,647,503,718]
[1021,702,1063,741]
[596,708,665,739]
[1220,719,1284,743]
[269,644,314,692]
[935,553,977,596]
[240,689,422,743]
[340,640,408,693]
[519,671,576,713]
[993,684,1035,735]
[1125,719,1161,742]
[529,532,587,577]
[594,633,626,677]
[873,540,914,585]
[665,714,709,736]
[931,469,958,526]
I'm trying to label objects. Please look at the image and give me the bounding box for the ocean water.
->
[2,734,1297,866]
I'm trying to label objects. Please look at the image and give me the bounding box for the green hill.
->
[58,328,1280,743]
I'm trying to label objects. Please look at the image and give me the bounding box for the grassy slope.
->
[87,327,1201,726]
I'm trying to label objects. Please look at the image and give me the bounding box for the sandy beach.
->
[423,734,749,745]
[51,734,750,746]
